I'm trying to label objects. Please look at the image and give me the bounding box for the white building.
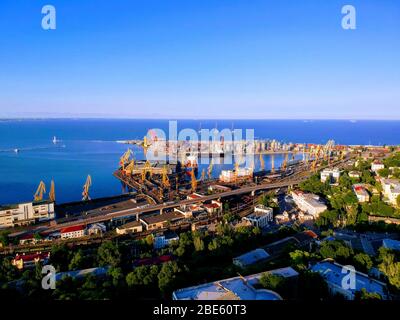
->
[381,178,400,206]
[87,223,106,235]
[311,260,389,300]
[352,184,370,203]
[243,205,273,228]
[116,220,143,235]
[219,168,253,183]
[349,171,361,179]
[371,160,385,172]
[153,231,180,249]
[172,267,298,300]
[291,191,327,217]
[60,225,86,240]
[0,200,55,229]
[320,168,341,184]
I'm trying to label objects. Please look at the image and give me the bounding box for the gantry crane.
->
[119,148,133,170]
[82,175,92,201]
[162,165,170,188]
[49,180,56,202]
[281,153,289,171]
[141,160,152,181]
[124,160,135,175]
[190,169,197,192]
[34,181,46,202]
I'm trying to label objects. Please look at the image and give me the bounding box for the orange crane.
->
[119,148,133,169]
[82,175,92,201]
[281,153,289,171]
[190,169,197,192]
[162,165,170,188]
[124,160,135,175]
[141,160,152,181]
[49,180,56,202]
[34,181,46,202]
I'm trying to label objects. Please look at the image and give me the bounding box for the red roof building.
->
[60,224,86,239]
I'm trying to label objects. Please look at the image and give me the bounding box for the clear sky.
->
[0,0,399,119]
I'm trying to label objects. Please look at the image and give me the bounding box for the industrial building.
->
[0,200,55,229]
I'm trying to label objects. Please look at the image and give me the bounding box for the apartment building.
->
[381,178,400,206]
[291,191,327,217]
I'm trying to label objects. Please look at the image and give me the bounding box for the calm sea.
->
[0,119,399,205]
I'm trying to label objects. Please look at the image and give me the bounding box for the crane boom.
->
[82,175,92,201]
[49,180,56,202]
[34,181,46,202]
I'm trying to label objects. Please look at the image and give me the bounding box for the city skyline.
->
[0,0,399,119]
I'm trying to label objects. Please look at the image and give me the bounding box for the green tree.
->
[259,273,286,291]
[355,288,382,300]
[158,261,184,295]
[319,240,353,262]
[97,241,121,267]
[50,244,72,271]
[378,248,400,289]
[68,250,85,270]
[378,168,390,178]
[353,253,373,273]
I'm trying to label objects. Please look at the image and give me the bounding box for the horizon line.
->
[2,117,400,121]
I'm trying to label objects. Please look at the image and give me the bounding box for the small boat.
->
[14,148,19,153]
[52,136,58,144]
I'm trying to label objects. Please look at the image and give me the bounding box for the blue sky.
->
[0,0,399,119]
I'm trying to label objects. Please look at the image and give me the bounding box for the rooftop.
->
[173,268,299,300]
[382,238,400,251]
[56,266,110,281]
[60,225,85,234]
[118,220,142,229]
[233,248,270,267]
[141,211,184,225]
[311,260,388,299]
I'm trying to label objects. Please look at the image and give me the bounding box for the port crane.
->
[141,160,153,181]
[119,148,133,170]
[124,160,135,175]
[34,181,46,202]
[161,165,170,188]
[281,153,289,171]
[190,169,197,192]
[82,175,92,201]
[49,180,56,202]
